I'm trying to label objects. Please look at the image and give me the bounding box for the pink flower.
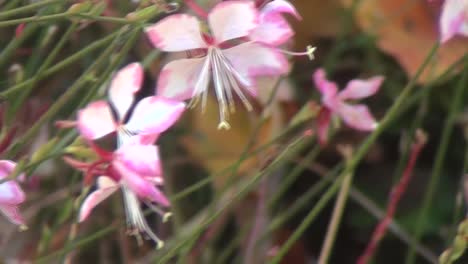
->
[313,68,384,145]
[69,140,169,248]
[250,0,301,46]
[145,1,289,129]
[77,62,186,144]
[0,160,26,227]
[439,0,468,42]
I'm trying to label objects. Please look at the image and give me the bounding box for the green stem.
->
[318,172,353,264]
[0,0,64,19]
[5,28,128,158]
[270,43,439,264]
[270,174,345,264]
[157,136,313,263]
[405,58,468,264]
[0,30,121,99]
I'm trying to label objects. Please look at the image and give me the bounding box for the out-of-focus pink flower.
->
[313,68,384,145]
[145,1,289,129]
[250,0,301,46]
[69,139,169,248]
[439,0,468,42]
[0,160,26,227]
[77,62,186,144]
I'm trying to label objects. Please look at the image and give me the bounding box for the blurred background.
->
[0,0,467,263]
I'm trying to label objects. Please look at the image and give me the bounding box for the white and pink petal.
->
[78,176,119,222]
[125,96,186,136]
[0,205,25,226]
[336,103,378,131]
[145,14,207,51]
[0,180,25,205]
[77,101,116,140]
[109,63,144,120]
[338,76,384,100]
[222,42,289,86]
[114,143,162,178]
[313,69,338,101]
[440,0,468,42]
[156,57,207,101]
[114,162,169,207]
[208,1,258,44]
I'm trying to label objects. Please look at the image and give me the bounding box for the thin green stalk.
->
[265,167,337,235]
[0,21,40,70]
[270,43,439,264]
[270,174,345,264]
[318,172,353,264]
[268,145,321,208]
[1,30,121,99]
[405,59,468,264]
[5,28,128,158]
[0,12,134,27]
[8,22,79,124]
[0,0,64,19]
[157,136,313,263]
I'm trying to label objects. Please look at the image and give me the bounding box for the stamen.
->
[122,186,165,249]
[278,45,316,60]
[211,48,231,129]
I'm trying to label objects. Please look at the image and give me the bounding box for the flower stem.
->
[405,58,468,264]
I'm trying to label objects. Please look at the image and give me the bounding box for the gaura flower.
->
[0,160,26,227]
[77,62,186,145]
[68,139,170,248]
[74,63,185,247]
[250,0,301,46]
[439,0,468,42]
[313,68,384,145]
[145,1,289,129]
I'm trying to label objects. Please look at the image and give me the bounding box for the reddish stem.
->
[357,131,427,264]
[185,0,208,18]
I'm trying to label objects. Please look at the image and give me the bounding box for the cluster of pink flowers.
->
[0,0,387,247]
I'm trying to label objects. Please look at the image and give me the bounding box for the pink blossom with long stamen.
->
[74,63,185,247]
[73,139,170,248]
[313,68,384,145]
[77,62,186,144]
[145,1,289,129]
[0,160,26,227]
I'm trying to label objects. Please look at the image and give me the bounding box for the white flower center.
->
[189,46,253,130]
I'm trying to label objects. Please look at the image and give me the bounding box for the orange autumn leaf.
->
[343,0,468,83]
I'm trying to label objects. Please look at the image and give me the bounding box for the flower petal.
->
[126,96,185,137]
[313,69,338,99]
[114,161,169,207]
[336,103,378,131]
[156,57,207,101]
[250,13,294,46]
[222,42,289,95]
[145,14,207,51]
[0,205,25,225]
[208,1,258,44]
[261,0,301,20]
[440,0,468,42]
[338,76,384,100]
[114,143,162,178]
[0,160,25,205]
[78,176,118,222]
[0,160,16,179]
[109,63,143,120]
[250,0,300,45]
[0,180,25,205]
[77,101,116,140]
